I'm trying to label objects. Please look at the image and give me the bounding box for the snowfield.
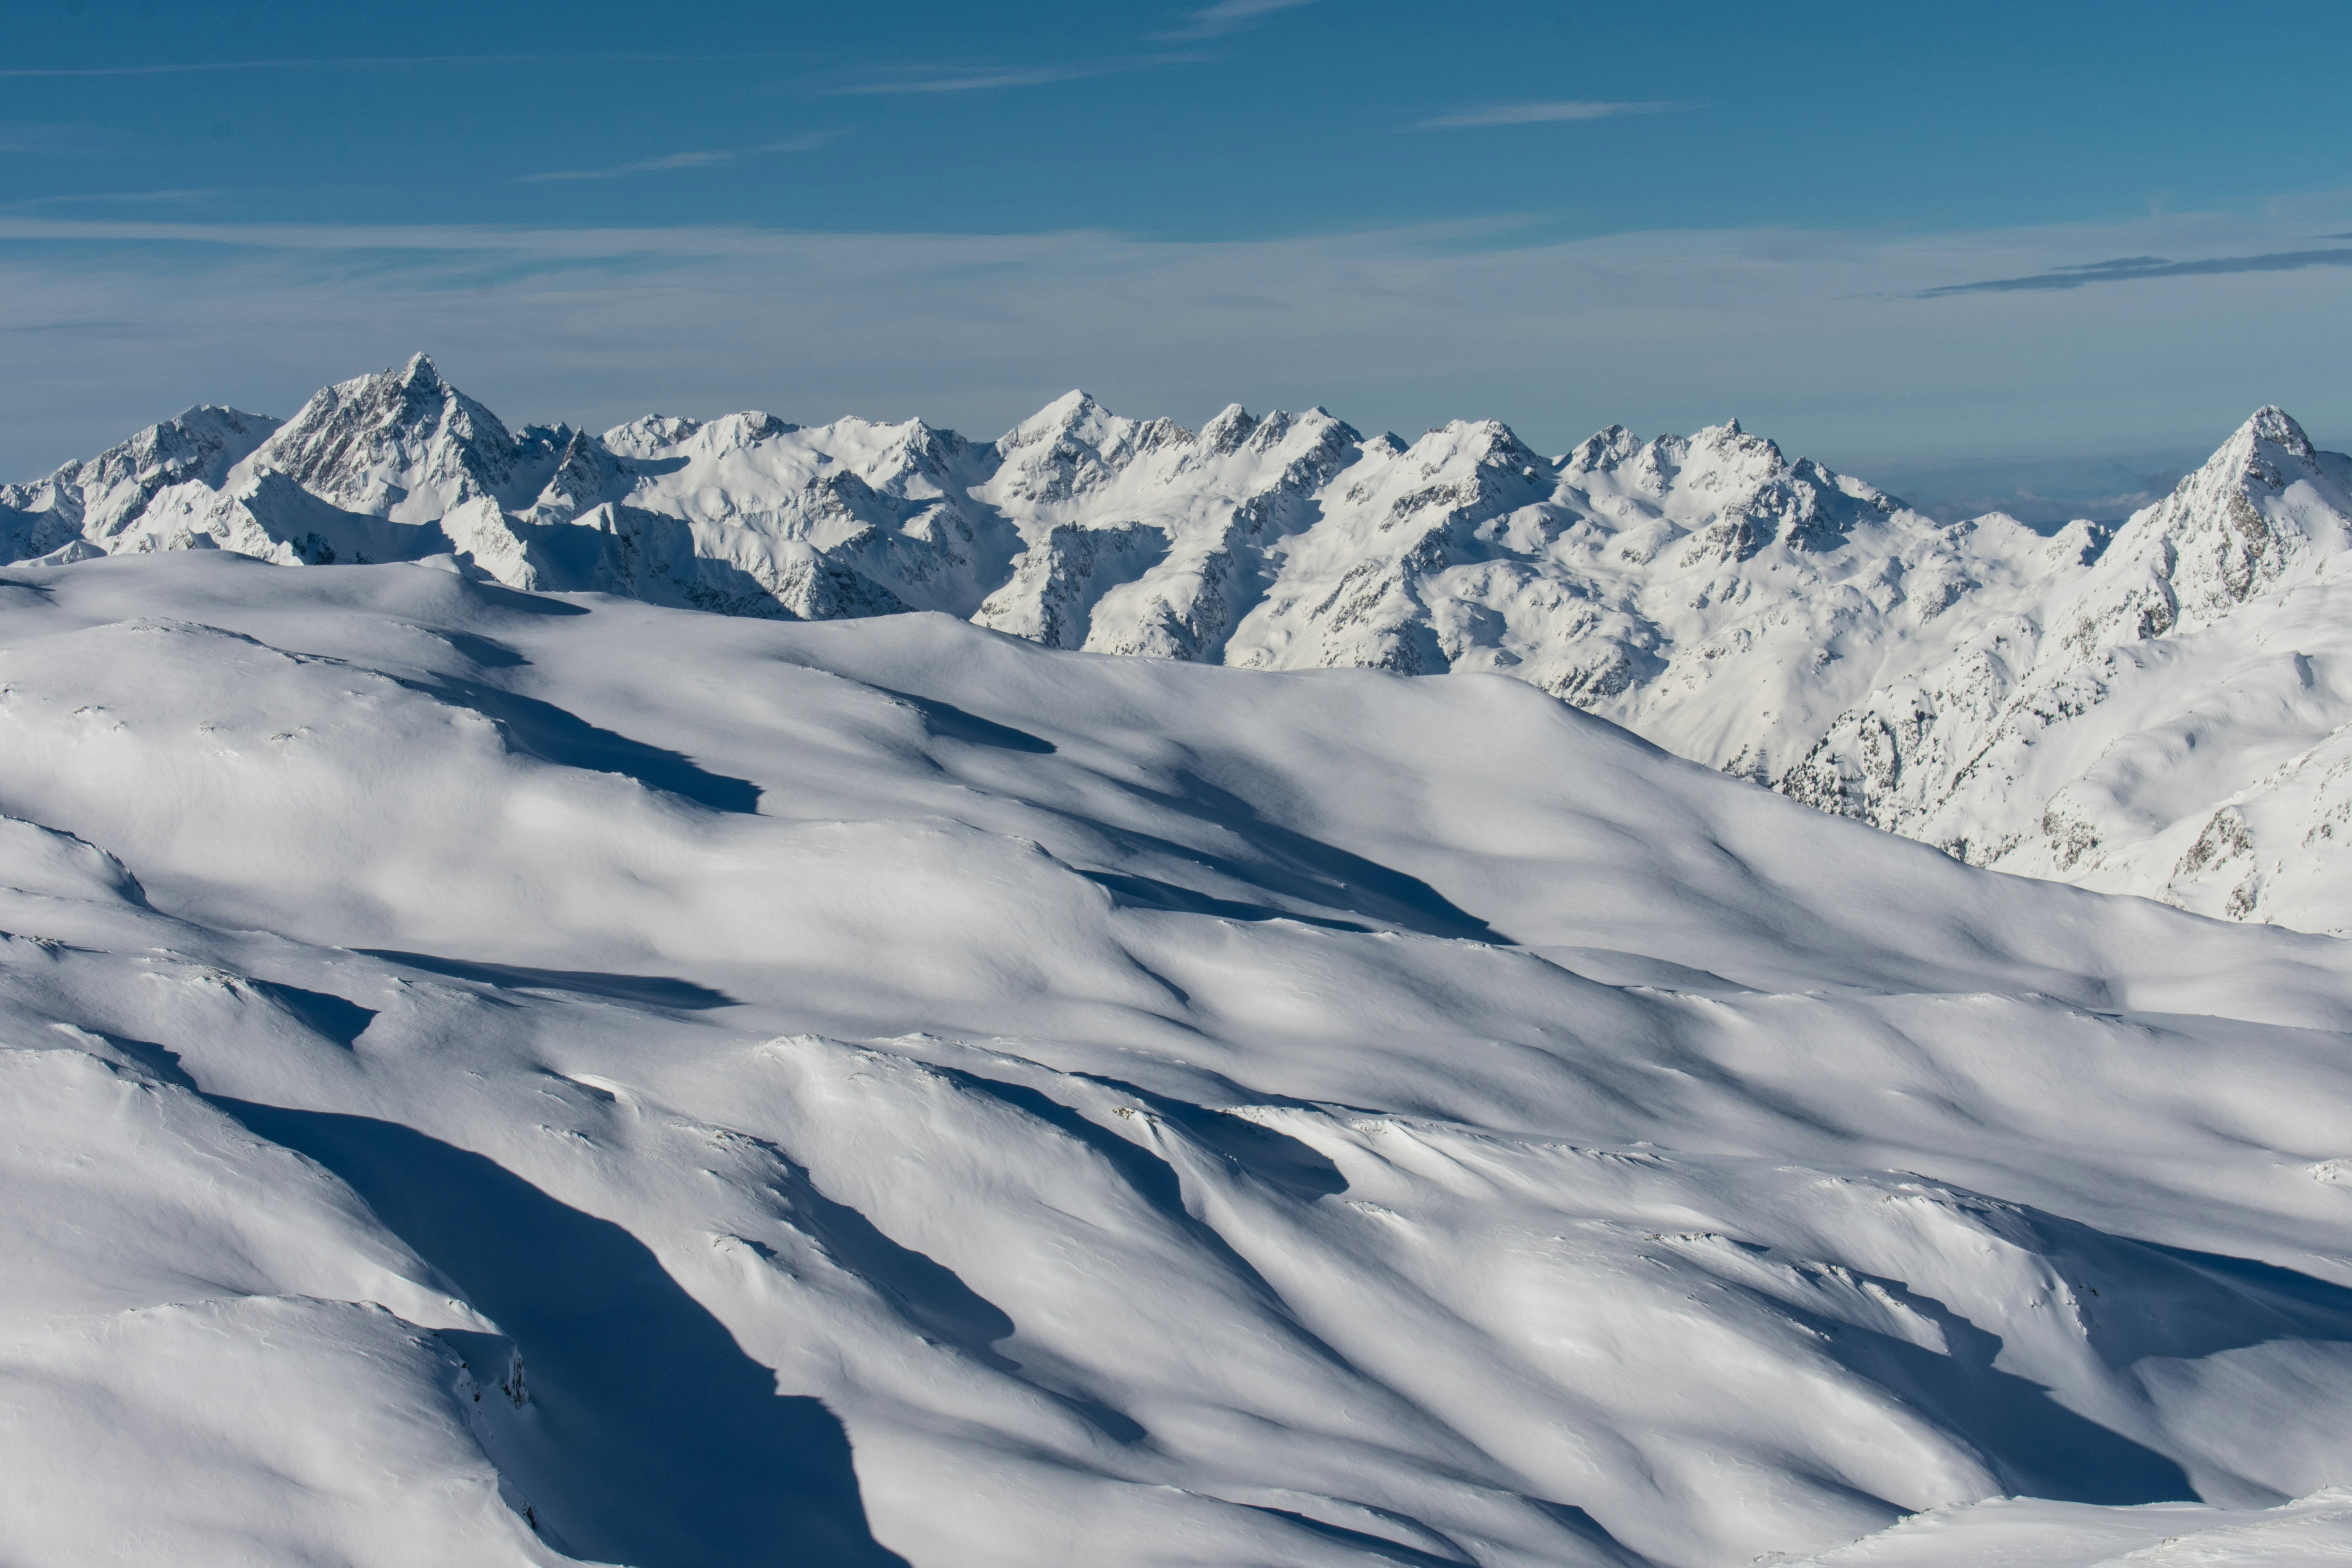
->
[12,358,2352,939]
[3,550,2352,1566]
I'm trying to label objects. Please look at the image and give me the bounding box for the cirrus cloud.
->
[826,57,1196,96]
[518,130,849,183]
[1152,0,1317,42]
[1415,100,1687,130]
[0,204,2345,489]
[1919,247,2352,297]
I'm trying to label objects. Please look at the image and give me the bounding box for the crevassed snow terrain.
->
[4,550,2352,1566]
[10,355,2352,933]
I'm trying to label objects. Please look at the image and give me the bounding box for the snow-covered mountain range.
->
[4,552,2352,1567]
[9,357,2352,937]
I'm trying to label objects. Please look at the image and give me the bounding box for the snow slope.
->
[1784,1488,2352,1566]
[14,361,2352,937]
[4,550,2352,1566]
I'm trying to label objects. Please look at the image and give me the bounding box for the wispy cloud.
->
[2,188,222,210]
[0,121,132,155]
[0,205,2345,488]
[1152,0,1316,41]
[1415,100,1687,130]
[0,52,791,78]
[1920,248,2352,297]
[1864,448,2200,525]
[522,151,734,183]
[827,56,1193,95]
[518,130,848,184]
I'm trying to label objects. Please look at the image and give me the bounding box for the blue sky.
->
[6,0,2352,518]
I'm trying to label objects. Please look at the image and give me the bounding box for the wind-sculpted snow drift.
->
[13,357,2352,936]
[3,552,2352,1566]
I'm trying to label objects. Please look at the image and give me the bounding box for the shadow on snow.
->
[211,1099,908,1568]
[355,949,738,1011]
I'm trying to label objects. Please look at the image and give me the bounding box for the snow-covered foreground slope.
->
[5,550,2352,1567]
[1783,1488,2352,1566]
[19,357,2352,936]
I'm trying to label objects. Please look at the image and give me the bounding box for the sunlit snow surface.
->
[4,552,2352,1567]
[17,359,2352,938]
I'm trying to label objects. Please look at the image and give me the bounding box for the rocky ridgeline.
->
[10,356,2352,931]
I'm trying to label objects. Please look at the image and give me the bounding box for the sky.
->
[4,0,2351,521]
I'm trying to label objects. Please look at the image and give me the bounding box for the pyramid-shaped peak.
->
[300,353,475,423]
[999,390,1118,448]
[1034,389,1104,424]
[1199,403,1257,453]
[334,353,499,441]
[2241,405,2315,460]
[1693,417,1762,445]
[1473,418,1539,458]
[1687,418,1784,466]
[1566,425,1641,471]
[252,354,516,516]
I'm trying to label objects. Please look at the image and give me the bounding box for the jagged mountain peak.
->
[1563,423,1642,472]
[682,411,797,452]
[1681,417,1785,474]
[1248,406,1355,454]
[251,353,517,521]
[1404,417,1544,472]
[861,415,974,483]
[29,362,2352,943]
[990,392,1195,508]
[1559,420,1794,497]
[1775,398,2352,935]
[997,388,1209,454]
[2071,401,2352,640]
[1187,404,1358,464]
[1199,403,1257,453]
[2149,402,2329,503]
[301,352,482,429]
[602,413,702,455]
[0,404,282,557]
[999,388,1116,446]
[1599,421,1781,508]
[2239,403,2316,461]
[96,404,278,485]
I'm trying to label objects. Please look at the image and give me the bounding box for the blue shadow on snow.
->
[401,674,762,814]
[355,948,738,1011]
[212,1099,908,1568]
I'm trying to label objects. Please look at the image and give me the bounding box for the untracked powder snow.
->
[6,368,2352,1566]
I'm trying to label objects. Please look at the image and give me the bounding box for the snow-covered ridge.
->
[1781,406,2352,934]
[13,358,2352,933]
[2,355,2025,741]
[6,553,2352,1567]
